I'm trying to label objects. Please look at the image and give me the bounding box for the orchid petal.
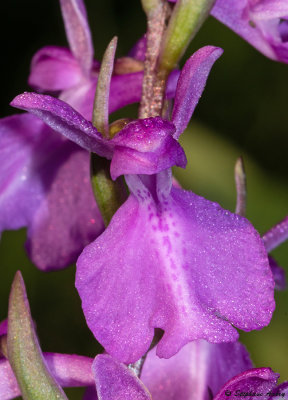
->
[11,93,112,157]
[110,117,186,179]
[0,358,20,400]
[171,46,223,138]
[0,353,94,400]
[128,36,147,61]
[26,147,104,271]
[60,71,144,121]
[269,381,288,399]
[29,46,83,91]
[76,172,274,363]
[211,0,288,62]
[93,354,151,400]
[0,320,7,337]
[11,94,186,181]
[60,0,94,74]
[214,368,279,400]
[0,114,63,234]
[250,0,288,19]
[141,340,252,400]
[268,256,286,291]
[0,113,103,270]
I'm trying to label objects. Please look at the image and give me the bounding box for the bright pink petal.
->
[141,340,252,400]
[110,117,186,180]
[171,46,223,138]
[10,93,112,157]
[0,353,94,400]
[214,368,279,400]
[29,46,83,91]
[76,172,274,363]
[93,354,151,400]
[60,0,94,74]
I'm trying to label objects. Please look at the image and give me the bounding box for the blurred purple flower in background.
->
[211,0,288,62]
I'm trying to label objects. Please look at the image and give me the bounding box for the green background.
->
[1,0,288,398]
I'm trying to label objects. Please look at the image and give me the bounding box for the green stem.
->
[159,0,216,73]
[90,154,128,227]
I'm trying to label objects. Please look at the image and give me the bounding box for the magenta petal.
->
[44,353,94,387]
[110,117,186,179]
[61,72,144,121]
[0,113,103,271]
[93,354,151,400]
[268,256,286,291]
[171,46,223,139]
[0,114,62,234]
[141,340,252,400]
[29,46,83,91]
[211,0,288,62]
[0,320,7,337]
[214,368,279,400]
[109,72,144,113]
[76,172,274,363]
[26,147,104,271]
[269,381,288,399]
[60,0,94,74]
[11,93,112,157]
[0,358,20,400]
[128,36,147,61]
[0,353,94,400]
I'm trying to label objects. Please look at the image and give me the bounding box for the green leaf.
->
[7,271,68,400]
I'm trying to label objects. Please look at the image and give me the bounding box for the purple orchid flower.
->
[89,340,287,400]
[1,330,287,400]
[0,0,150,271]
[211,0,288,63]
[74,46,275,364]
[11,46,275,364]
